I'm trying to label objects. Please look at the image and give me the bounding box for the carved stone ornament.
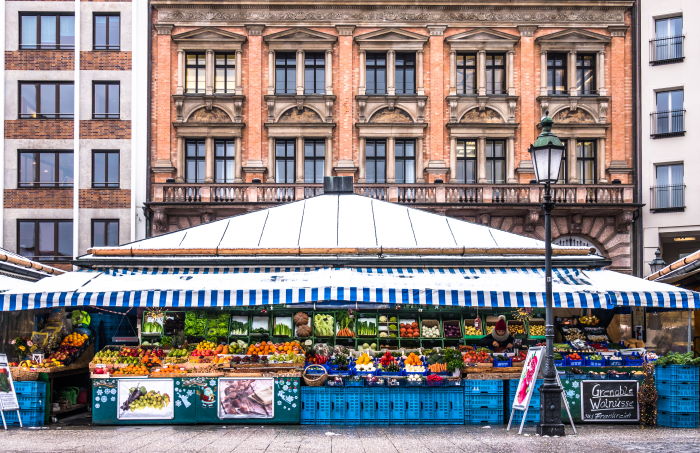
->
[553,107,596,124]
[369,108,412,123]
[158,7,626,26]
[152,209,168,233]
[189,106,231,123]
[460,108,503,124]
[279,107,323,123]
[524,209,540,232]
[616,211,634,234]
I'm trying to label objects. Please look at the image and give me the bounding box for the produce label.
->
[0,354,20,411]
[511,346,544,411]
[218,378,274,419]
[580,380,639,422]
[117,378,174,420]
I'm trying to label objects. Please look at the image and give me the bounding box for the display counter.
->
[92,376,301,425]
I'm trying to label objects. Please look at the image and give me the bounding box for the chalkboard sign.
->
[581,380,639,423]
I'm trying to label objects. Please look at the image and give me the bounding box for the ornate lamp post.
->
[648,248,667,274]
[529,114,566,437]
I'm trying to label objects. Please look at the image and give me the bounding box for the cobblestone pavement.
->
[1,424,699,453]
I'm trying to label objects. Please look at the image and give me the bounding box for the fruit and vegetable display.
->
[335,312,355,337]
[314,314,335,337]
[356,320,377,336]
[273,323,293,337]
[528,323,545,336]
[61,333,89,347]
[508,322,525,335]
[355,352,376,372]
[464,322,482,336]
[579,314,599,326]
[113,365,150,376]
[443,321,461,338]
[462,348,492,364]
[400,322,420,338]
[230,321,248,336]
[421,321,440,338]
[562,327,586,342]
[654,351,700,366]
[404,352,425,372]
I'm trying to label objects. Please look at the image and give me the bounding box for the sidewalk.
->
[1,424,698,453]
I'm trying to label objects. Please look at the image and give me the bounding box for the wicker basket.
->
[10,367,40,381]
[303,364,328,386]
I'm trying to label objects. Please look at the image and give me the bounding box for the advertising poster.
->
[512,346,544,411]
[218,378,274,419]
[0,354,20,411]
[117,379,174,420]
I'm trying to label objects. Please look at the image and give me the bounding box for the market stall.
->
[1,188,698,427]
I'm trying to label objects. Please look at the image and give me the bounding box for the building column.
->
[296,49,304,95]
[387,50,396,95]
[204,137,215,182]
[325,49,333,95]
[449,136,457,181]
[176,50,185,95]
[234,137,243,182]
[506,137,516,183]
[568,51,577,96]
[477,136,487,183]
[540,51,548,96]
[336,25,356,167]
[568,138,578,184]
[449,50,457,95]
[598,137,608,183]
[267,50,275,95]
[295,136,304,182]
[358,50,366,95]
[597,50,606,96]
[235,50,243,94]
[325,136,333,177]
[416,137,424,183]
[245,25,265,173]
[267,139,276,182]
[416,50,425,95]
[386,137,396,183]
[176,137,185,182]
[427,26,447,164]
[477,50,486,96]
[358,137,366,181]
[205,50,214,95]
[507,50,515,96]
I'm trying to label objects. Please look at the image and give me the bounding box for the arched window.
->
[553,235,603,256]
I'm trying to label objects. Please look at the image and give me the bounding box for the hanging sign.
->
[580,380,639,422]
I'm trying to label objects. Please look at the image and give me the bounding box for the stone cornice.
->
[156,6,629,27]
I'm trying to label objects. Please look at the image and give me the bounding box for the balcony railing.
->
[650,184,685,211]
[650,36,684,64]
[156,183,633,206]
[651,110,685,138]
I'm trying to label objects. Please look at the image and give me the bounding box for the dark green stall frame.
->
[92,377,301,425]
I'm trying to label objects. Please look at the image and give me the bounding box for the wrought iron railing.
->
[650,184,685,211]
[651,110,685,137]
[650,36,684,64]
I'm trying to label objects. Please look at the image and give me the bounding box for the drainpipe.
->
[632,0,643,277]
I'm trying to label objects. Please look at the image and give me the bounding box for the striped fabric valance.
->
[1,267,697,311]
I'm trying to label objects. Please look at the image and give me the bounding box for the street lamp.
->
[648,248,667,274]
[529,114,566,437]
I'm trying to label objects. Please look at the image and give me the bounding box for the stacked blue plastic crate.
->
[507,379,542,425]
[3,381,47,427]
[301,387,464,425]
[655,365,699,428]
[464,379,504,425]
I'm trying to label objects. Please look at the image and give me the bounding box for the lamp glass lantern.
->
[529,116,566,184]
[649,248,667,274]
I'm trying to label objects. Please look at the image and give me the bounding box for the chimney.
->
[323,176,354,194]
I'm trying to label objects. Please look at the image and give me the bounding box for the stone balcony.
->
[153,182,633,206]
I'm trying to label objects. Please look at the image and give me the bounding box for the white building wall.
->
[641,0,700,274]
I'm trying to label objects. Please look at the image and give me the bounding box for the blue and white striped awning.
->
[1,267,697,311]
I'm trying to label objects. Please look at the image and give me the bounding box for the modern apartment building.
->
[640,0,700,274]
[0,0,148,269]
[148,0,637,272]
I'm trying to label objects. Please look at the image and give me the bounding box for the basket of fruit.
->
[584,354,604,367]
[527,319,545,338]
[463,318,483,338]
[507,320,526,337]
[303,364,328,386]
[443,320,461,338]
[565,353,583,367]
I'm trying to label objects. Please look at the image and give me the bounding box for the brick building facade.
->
[1,0,148,268]
[149,0,638,272]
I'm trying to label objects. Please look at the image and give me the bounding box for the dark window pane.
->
[20,84,37,117]
[108,83,120,115]
[40,84,56,118]
[59,16,74,48]
[21,16,37,49]
[18,222,35,257]
[107,153,119,185]
[94,84,106,115]
[59,153,73,186]
[366,53,387,95]
[59,84,73,117]
[57,222,72,256]
[108,16,120,47]
[93,152,105,186]
[39,152,55,186]
[395,52,415,95]
[40,16,57,48]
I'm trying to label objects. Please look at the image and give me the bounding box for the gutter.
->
[632,0,644,277]
[646,249,700,281]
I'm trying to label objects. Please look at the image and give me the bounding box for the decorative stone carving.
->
[615,211,634,234]
[369,108,412,123]
[158,7,626,26]
[553,108,596,124]
[201,212,215,224]
[188,106,231,123]
[278,107,323,123]
[569,214,583,234]
[460,108,503,123]
[153,209,168,233]
[524,209,540,232]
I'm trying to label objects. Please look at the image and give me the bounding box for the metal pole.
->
[537,182,565,436]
